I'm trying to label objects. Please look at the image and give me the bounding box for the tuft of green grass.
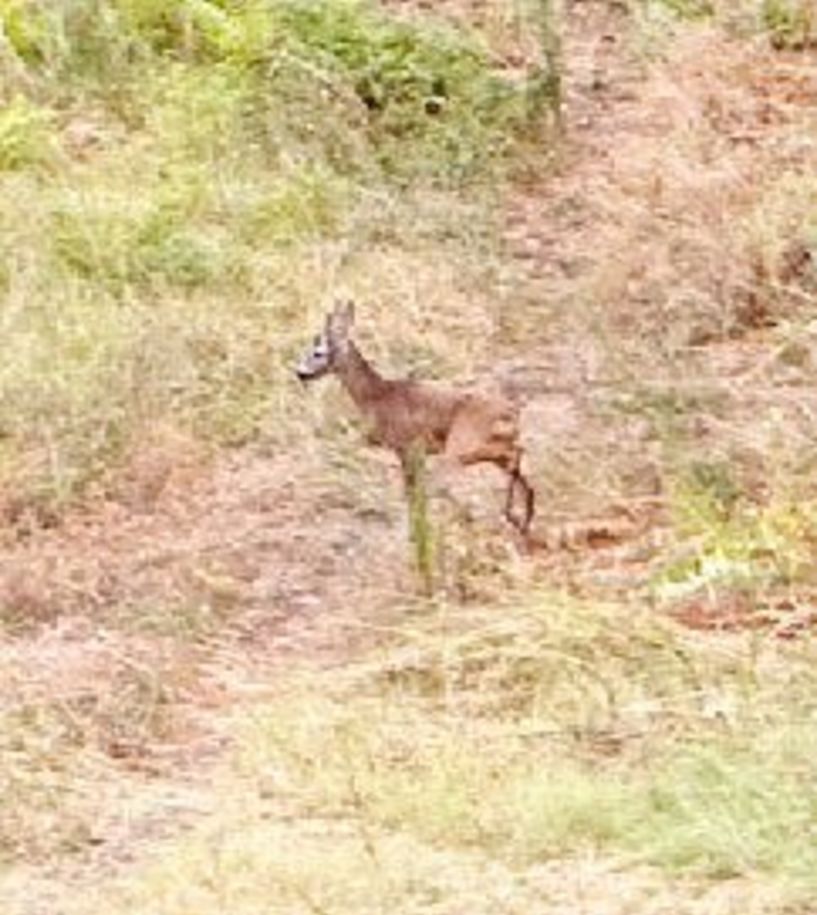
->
[0,95,54,171]
[761,0,815,48]
[649,442,817,603]
[405,445,437,595]
[51,191,221,293]
[632,733,817,882]
[238,163,353,246]
[638,0,715,20]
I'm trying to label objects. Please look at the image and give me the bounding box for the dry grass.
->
[4,2,817,913]
[500,1,817,546]
[0,618,207,865]
[35,593,815,915]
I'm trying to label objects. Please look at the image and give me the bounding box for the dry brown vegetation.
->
[3,1,817,913]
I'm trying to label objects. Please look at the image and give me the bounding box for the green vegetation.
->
[0,96,54,171]
[635,0,816,46]
[639,0,715,20]
[64,595,817,913]
[761,0,815,48]
[0,0,553,516]
[235,596,817,893]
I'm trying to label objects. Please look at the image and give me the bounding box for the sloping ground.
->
[3,2,817,913]
[0,444,407,649]
[502,2,817,604]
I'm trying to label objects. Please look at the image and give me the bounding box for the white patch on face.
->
[296,332,333,379]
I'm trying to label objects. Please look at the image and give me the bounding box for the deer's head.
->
[295,300,356,382]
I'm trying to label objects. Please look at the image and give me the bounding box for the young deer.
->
[295,300,535,534]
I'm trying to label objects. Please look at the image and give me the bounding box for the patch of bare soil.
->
[0,442,412,768]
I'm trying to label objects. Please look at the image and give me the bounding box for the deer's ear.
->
[332,299,355,330]
[330,299,355,336]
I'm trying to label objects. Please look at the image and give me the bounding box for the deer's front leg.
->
[399,446,421,494]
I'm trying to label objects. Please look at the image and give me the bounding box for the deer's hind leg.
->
[504,454,535,535]
[443,415,535,534]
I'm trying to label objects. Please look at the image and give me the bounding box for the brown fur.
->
[298,303,535,533]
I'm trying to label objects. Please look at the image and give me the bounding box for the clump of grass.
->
[638,0,715,21]
[645,421,817,607]
[0,705,100,863]
[0,95,54,170]
[51,191,220,292]
[761,0,815,48]
[233,593,817,898]
[404,445,437,595]
[657,496,817,604]
[238,163,353,246]
[528,0,563,124]
[632,734,817,881]
[273,1,534,182]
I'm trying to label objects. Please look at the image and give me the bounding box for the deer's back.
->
[366,378,518,456]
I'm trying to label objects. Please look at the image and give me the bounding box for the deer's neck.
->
[335,342,388,411]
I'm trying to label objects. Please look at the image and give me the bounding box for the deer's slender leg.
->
[399,450,416,493]
[504,470,520,526]
[401,443,434,492]
[444,414,535,533]
[522,475,535,531]
[505,467,535,534]
[501,447,535,534]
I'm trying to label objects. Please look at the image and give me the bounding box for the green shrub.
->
[115,0,232,57]
[147,61,252,160]
[52,194,222,292]
[0,0,51,64]
[0,96,53,170]
[261,0,529,183]
[0,0,546,513]
[0,0,227,67]
[762,0,815,48]
[3,0,537,181]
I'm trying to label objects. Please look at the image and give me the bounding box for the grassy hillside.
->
[3,2,817,914]
[0,0,555,518]
[82,595,817,913]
